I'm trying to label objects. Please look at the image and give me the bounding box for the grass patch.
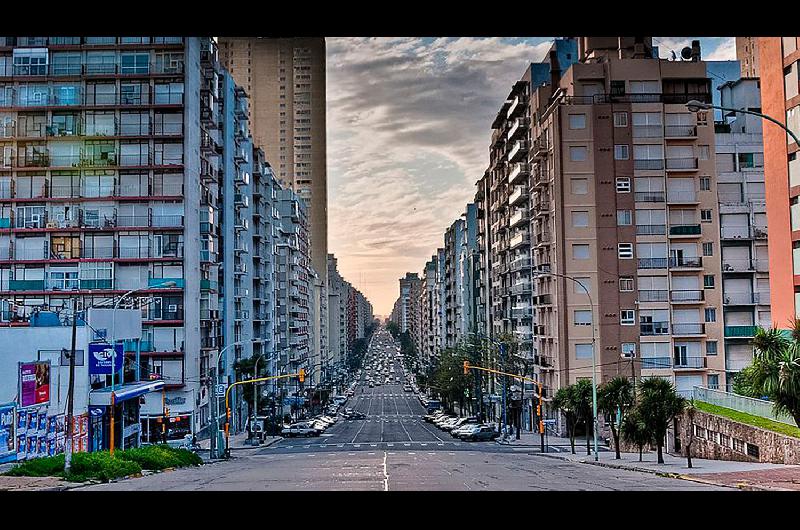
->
[2,445,201,482]
[694,401,800,439]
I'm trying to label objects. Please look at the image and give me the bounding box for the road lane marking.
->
[382,451,389,492]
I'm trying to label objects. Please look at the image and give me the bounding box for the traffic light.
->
[298,369,305,383]
[463,361,469,375]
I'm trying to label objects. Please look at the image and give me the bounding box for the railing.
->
[641,357,672,369]
[664,125,697,138]
[509,257,531,271]
[639,289,669,302]
[509,233,530,248]
[633,159,664,171]
[640,321,670,335]
[672,323,706,335]
[693,386,797,426]
[722,259,767,272]
[508,186,528,205]
[638,257,669,269]
[634,191,665,202]
[720,226,751,239]
[724,292,762,305]
[674,356,707,369]
[508,162,529,184]
[632,125,663,138]
[669,224,701,236]
[666,191,698,203]
[665,157,698,170]
[636,224,666,235]
[669,256,702,268]
[671,290,704,302]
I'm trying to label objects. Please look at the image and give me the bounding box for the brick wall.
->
[679,409,800,464]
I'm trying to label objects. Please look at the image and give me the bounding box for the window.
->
[699,145,710,160]
[575,343,594,359]
[702,242,713,256]
[573,278,591,295]
[613,112,628,127]
[701,209,712,222]
[704,307,717,322]
[154,82,184,105]
[700,176,711,191]
[574,310,592,326]
[621,343,636,358]
[617,210,632,226]
[620,310,636,325]
[706,341,718,355]
[570,146,587,162]
[614,145,630,160]
[120,52,150,74]
[733,438,745,453]
[616,177,631,193]
[572,244,590,260]
[569,114,586,129]
[572,211,589,228]
[570,178,589,195]
[704,274,715,289]
[12,49,48,76]
[619,277,634,292]
[618,243,634,259]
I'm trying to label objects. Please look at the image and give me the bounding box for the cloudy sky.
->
[326,37,737,315]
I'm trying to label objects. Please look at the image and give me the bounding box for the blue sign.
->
[0,403,15,463]
[88,343,124,375]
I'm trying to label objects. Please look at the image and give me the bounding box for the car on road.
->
[459,425,500,442]
[343,411,366,420]
[434,415,457,428]
[449,418,479,436]
[281,422,321,437]
[403,385,412,392]
[424,411,447,423]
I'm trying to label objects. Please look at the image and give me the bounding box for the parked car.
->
[450,418,479,437]
[460,424,500,442]
[281,422,321,437]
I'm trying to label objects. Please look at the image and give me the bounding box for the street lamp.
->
[531,270,599,461]
[686,100,800,146]
[212,340,247,459]
[108,280,176,456]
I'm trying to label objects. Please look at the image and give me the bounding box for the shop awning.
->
[89,380,165,406]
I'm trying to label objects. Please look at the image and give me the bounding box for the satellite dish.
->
[680,47,693,60]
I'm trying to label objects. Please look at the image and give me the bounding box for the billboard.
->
[0,403,15,463]
[88,343,124,375]
[19,362,50,409]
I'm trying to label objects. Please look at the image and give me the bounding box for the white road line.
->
[382,451,389,492]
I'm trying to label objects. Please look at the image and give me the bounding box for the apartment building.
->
[391,272,420,334]
[0,36,224,436]
[715,78,771,390]
[736,38,760,78]
[758,37,800,326]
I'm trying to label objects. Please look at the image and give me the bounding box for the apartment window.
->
[618,243,634,259]
[704,307,717,322]
[704,274,715,289]
[572,211,589,228]
[707,374,719,391]
[571,178,588,195]
[702,242,713,256]
[706,340,718,356]
[575,343,594,359]
[614,145,630,160]
[700,176,711,191]
[616,177,631,193]
[617,210,632,226]
[573,278,591,295]
[621,343,636,358]
[613,112,628,127]
[574,310,592,326]
[120,52,150,74]
[569,114,586,130]
[620,310,636,325]
[572,244,590,260]
[154,82,184,105]
[619,277,634,292]
[701,209,712,222]
[570,146,587,162]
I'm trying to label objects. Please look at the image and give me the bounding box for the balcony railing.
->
[669,256,702,269]
[664,125,697,138]
[669,224,701,236]
[724,292,763,305]
[636,224,666,236]
[725,325,757,338]
[634,191,665,202]
[722,258,765,273]
[665,157,698,171]
[508,162,529,184]
[674,356,707,369]
[640,321,670,335]
[671,290,704,302]
[508,186,528,205]
[632,125,663,138]
[666,191,698,203]
[638,289,669,302]
[672,323,706,335]
[637,257,669,269]
[641,357,672,369]
[633,159,664,171]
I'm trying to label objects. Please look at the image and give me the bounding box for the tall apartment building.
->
[758,37,800,326]
[0,36,226,436]
[715,77,771,391]
[391,272,420,333]
[217,38,328,288]
[736,38,760,78]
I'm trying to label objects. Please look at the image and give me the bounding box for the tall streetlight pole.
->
[686,100,800,146]
[211,340,245,459]
[109,280,176,456]
[531,270,598,461]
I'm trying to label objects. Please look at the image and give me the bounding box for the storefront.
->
[88,380,164,451]
[140,413,193,444]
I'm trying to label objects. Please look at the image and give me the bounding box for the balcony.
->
[509,209,528,227]
[634,159,664,171]
[669,256,702,269]
[534,232,551,246]
[664,125,697,139]
[508,162,529,185]
[148,277,184,289]
[636,224,666,236]
[534,355,554,369]
[9,279,46,291]
[669,224,701,237]
[666,191,698,204]
[510,282,532,295]
[725,325,757,338]
[506,95,523,118]
[509,256,531,272]
[507,140,529,162]
[641,357,672,369]
[233,263,247,275]
[665,157,698,171]
[634,191,665,203]
[671,290,705,303]
[674,356,707,369]
[508,186,528,206]
[640,321,670,336]
[509,232,530,249]
[234,287,249,299]
[672,323,706,336]
[637,257,669,269]
[632,125,663,138]
[723,292,762,305]
[234,310,249,320]
[511,306,532,319]
[722,259,765,273]
[638,289,669,302]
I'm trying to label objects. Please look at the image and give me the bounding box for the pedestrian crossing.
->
[268,440,467,449]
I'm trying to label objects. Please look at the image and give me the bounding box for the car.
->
[308,419,328,432]
[451,424,477,438]
[281,423,321,437]
[434,415,456,428]
[424,411,447,423]
[450,418,479,436]
[316,416,336,427]
[439,418,461,431]
[344,411,366,420]
[460,425,501,442]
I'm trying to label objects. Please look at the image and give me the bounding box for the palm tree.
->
[573,379,594,456]
[620,409,651,462]
[637,377,686,464]
[749,324,800,428]
[598,376,634,459]
[553,385,578,454]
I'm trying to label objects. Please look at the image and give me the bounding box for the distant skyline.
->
[326,37,737,314]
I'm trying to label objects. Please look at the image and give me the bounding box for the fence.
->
[692,386,796,426]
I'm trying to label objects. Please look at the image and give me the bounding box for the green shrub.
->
[4,455,66,477]
[117,446,182,470]
[67,451,141,482]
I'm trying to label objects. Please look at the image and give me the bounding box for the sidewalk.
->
[495,430,582,450]
[196,432,282,460]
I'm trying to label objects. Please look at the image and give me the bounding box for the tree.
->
[749,324,800,428]
[637,377,686,464]
[598,376,634,459]
[386,321,400,340]
[620,409,651,462]
[732,364,761,398]
[572,379,595,456]
[553,385,578,454]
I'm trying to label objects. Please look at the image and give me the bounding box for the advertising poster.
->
[19,362,50,408]
[16,434,26,461]
[26,435,37,459]
[47,438,55,457]
[88,343,124,375]
[16,410,26,431]
[55,435,64,454]
[37,435,46,457]
[38,411,47,432]
[47,416,57,438]
[56,415,64,434]
[27,411,37,433]
[0,403,15,463]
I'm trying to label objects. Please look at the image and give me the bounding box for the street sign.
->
[215,384,227,397]
[543,419,556,425]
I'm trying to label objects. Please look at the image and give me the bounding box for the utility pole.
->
[538,382,545,453]
[64,298,78,473]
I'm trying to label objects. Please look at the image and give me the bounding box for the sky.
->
[325,37,737,315]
